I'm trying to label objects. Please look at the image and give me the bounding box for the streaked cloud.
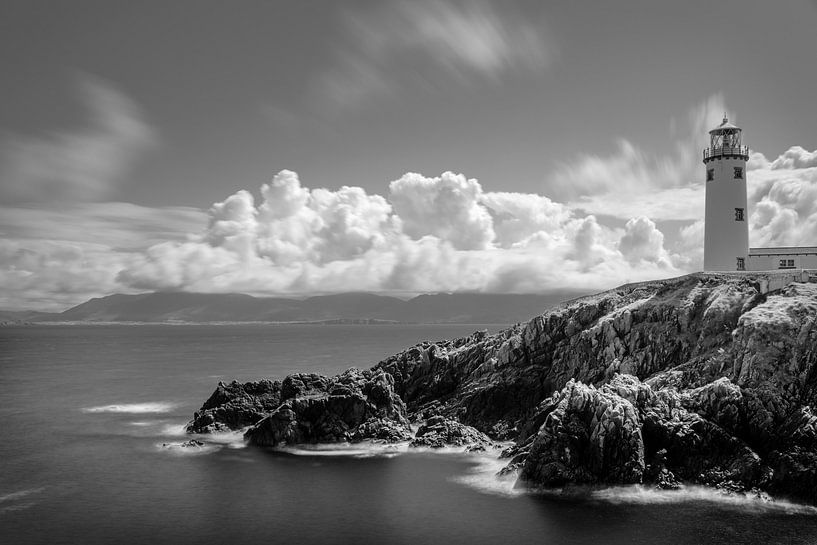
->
[319,0,554,108]
[547,94,817,265]
[0,76,155,203]
[554,95,726,221]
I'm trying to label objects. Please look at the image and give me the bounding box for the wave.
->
[0,487,46,516]
[0,487,46,503]
[81,402,178,414]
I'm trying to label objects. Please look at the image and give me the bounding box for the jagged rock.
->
[655,469,681,490]
[518,379,645,486]
[244,369,412,447]
[187,379,283,433]
[162,439,205,448]
[410,415,493,449]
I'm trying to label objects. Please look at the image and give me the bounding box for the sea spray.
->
[81,402,179,414]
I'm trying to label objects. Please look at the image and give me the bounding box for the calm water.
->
[1,324,816,545]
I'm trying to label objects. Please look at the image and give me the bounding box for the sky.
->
[2,0,817,311]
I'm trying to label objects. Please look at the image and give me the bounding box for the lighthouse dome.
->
[710,115,740,133]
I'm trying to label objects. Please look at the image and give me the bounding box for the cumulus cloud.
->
[619,217,671,266]
[770,146,817,170]
[746,149,817,247]
[12,147,817,312]
[118,170,687,300]
[673,220,705,271]
[319,0,554,107]
[0,76,155,203]
[389,172,494,250]
[479,191,572,248]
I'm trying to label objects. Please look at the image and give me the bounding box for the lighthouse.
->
[703,115,750,271]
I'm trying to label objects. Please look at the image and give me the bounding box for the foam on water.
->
[446,454,817,513]
[588,485,817,514]
[160,423,188,437]
[449,455,524,497]
[199,429,247,449]
[81,402,178,414]
[279,441,410,458]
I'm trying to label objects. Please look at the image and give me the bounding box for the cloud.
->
[389,172,494,250]
[0,76,155,203]
[554,94,726,221]
[673,220,704,271]
[746,150,817,247]
[10,146,817,311]
[117,169,687,301]
[4,84,816,312]
[770,147,817,170]
[319,0,553,108]
[478,191,572,248]
[619,217,671,266]
[0,202,205,311]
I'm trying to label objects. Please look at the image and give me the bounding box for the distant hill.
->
[8,291,586,324]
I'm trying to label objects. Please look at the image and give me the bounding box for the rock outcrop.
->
[188,272,817,504]
[519,377,644,486]
[244,370,412,447]
[187,379,282,433]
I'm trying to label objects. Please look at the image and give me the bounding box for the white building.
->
[703,115,817,271]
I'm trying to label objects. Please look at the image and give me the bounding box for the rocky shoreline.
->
[187,272,817,504]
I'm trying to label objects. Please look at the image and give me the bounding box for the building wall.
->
[703,155,749,271]
[746,253,817,271]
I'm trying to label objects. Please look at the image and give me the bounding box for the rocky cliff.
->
[188,272,817,504]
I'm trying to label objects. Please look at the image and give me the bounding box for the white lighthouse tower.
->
[703,115,750,271]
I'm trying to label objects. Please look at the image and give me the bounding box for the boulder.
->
[410,416,493,449]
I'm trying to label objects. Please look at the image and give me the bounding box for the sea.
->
[1,323,816,545]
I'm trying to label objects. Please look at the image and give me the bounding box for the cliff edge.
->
[189,272,817,503]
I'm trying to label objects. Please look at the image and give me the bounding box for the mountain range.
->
[0,291,585,324]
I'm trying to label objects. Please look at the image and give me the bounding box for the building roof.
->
[749,247,817,256]
[710,115,740,133]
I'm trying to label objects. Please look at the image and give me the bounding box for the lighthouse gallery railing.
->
[703,145,750,161]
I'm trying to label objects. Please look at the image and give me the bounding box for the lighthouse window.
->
[706,169,714,182]
[736,257,745,271]
[734,167,743,179]
[734,208,744,221]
